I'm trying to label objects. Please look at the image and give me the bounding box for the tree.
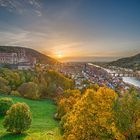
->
[3,102,32,134]
[114,90,140,139]
[61,87,124,140]
[0,68,21,90]
[44,70,74,96]
[56,90,81,119]
[0,98,13,115]
[0,77,11,94]
[18,82,40,99]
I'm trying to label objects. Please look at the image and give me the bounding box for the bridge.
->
[110,72,137,77]
[107,67,140,78]
[87,63,140,79]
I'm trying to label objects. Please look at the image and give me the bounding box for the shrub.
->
[11,90,20,96]
[3,102,32,134]
[18,82,40,99]
[0,98,13,115]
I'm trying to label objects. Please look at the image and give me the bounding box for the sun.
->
[58,54,62,58]
[54,52,64,59]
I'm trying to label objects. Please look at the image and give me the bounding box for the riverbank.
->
[122,77,140,88]
[88,63,140,89]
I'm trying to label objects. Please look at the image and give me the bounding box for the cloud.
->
[0,0,42,16]
[0,29,30,46]
[35,10,42,16]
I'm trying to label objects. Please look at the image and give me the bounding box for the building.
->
[0,53,18,64]
[0,49,36,70]
[18,57,36,70]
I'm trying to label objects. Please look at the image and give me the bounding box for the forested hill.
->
[0,46,58,64]
[108,53,140,70]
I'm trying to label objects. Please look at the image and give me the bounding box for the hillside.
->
[108,53,140,70]
[0,46,58,64]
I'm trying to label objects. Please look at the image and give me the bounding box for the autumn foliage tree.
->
[0,68,21,90]
[56,89,81,119]
[0,67,74,99]
[0,77,11,94]
[61,87,124,140]
[44,70,74,96]
[18,82,40,99]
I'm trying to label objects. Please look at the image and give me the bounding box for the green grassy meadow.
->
[0,94,62,140]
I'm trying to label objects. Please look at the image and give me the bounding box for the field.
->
[0,94,62,140]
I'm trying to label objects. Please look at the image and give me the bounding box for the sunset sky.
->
[0,0,140,61]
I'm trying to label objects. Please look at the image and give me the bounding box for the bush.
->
[18,82,40,99]
[0,98,13,115]
[3,102,32,134]
[11,90,20,96]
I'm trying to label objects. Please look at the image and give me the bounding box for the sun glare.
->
[57,52,63,59]
[58,54,62,58]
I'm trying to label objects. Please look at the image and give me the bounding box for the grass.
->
[0,94,62,140]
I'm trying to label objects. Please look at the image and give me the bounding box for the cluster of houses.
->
[58,63,86,89]
[57,62,132,93]
[83,64,130,93]
[0,49,36,70]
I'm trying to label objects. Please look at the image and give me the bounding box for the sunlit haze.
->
[0,0,140,62]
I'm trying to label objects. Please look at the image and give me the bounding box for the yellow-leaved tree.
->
[56,89,81,120]
[61,87,124,140]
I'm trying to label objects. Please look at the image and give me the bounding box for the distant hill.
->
[108,53,140,70]
[0,46,58,64]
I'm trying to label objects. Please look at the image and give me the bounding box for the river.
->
[122,77,140,88]
[88,63,140,88]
